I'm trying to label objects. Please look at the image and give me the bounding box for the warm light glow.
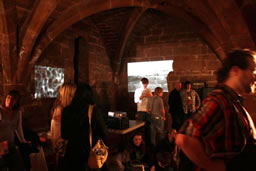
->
[252,52,256,94]
[251,82,256,94]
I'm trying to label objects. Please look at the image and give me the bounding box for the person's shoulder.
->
[62,105,73,115]
[92,106,101,117]
[156,96,162,100]
[191,89,198,93]
[135,87,142,93]
[169,88,176,96]
[53,105,62,112]
[146,88,152,92]
[180,89,185,94]
[208,88,225,97]
[170,88,176,93]
[180,89,185,92]
[147,96,153,101]
[155,96,163,102]
[204,89,228,104]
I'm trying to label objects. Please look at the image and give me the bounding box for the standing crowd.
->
[131,77,201,171]
[130,49,256,171]
[1,49,256,171]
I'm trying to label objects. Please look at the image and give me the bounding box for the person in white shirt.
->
[134,78,152,144]
[134,78,152,121]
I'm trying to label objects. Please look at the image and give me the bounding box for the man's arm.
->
[146,98,152,113]
[139,90,152,100]
[160,98,165,119]
[175,133,226,171]
[134,89,140,103]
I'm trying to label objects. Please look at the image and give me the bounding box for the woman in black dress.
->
[61,83,108,171]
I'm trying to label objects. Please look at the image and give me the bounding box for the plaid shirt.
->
[179,84,252,170]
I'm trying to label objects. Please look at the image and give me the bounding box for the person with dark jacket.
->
[61,83,108,171]
[168,82,184,130]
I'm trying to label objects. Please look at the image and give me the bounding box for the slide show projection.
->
[127,60,173,92]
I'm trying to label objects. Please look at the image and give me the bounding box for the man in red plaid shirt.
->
[176,49,256,171]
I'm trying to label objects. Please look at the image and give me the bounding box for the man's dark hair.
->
[184,81,192,87]
[131,131,143,140]
[4,90,21,110]
[217,49,255,83]
[66,83,95,120]
[70,83,95,107]
[141,78,149,84]
[156,152,172,168]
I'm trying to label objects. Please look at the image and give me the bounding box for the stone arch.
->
[0,0,17,85]
[22,0,223,87]
[30,0,221,66]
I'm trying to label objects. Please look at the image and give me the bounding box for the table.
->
[108,120,145,135]
[107,120,145,153]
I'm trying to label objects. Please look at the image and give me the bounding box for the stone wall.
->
[25,20,115,131]
[80,20,116,115]
[118,17,221,118]
[23,29,76,131]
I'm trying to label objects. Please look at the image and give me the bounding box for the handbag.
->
[87,105,108,169]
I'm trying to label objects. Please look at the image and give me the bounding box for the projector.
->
[107,111,129,130]
[108,111,127,118]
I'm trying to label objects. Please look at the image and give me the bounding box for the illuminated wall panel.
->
[34,65,64,98]
[127,60,173,92]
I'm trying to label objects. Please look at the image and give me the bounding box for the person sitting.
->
[106,150,129,171]
[155,128,179,171]
[124,132,154,171]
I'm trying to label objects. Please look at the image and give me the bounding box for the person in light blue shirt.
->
[147,87,165,147]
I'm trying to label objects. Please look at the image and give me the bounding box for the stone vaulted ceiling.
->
[1,0,256,89]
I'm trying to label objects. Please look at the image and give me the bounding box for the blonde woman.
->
[50,83,76,170]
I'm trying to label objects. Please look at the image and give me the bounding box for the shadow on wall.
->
[22,99,55,132]
[94,82,113,121]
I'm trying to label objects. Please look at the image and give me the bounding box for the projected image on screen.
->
[128,60,173,92]
[34,65,64,98]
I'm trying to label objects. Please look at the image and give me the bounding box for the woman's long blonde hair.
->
[58,83,77,107]
[51,83,76,117]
